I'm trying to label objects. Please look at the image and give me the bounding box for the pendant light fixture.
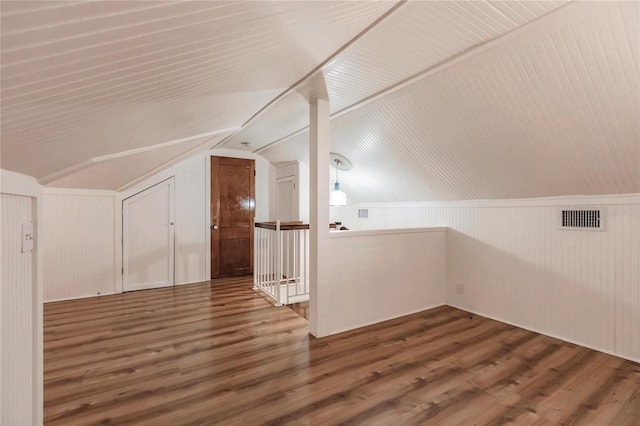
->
[329,153,352,207]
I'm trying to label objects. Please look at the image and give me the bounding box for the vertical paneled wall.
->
[43,150,273,301]
[611,204,640,361]
[43,192,116,301]
[350,196,640,362]
[321,229,447,337]
[1,194,34,425]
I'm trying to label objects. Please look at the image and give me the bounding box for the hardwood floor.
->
[44,276,640,425]
[288,301,309,320]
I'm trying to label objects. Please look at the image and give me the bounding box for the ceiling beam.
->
[39,126,240,185]
[211,0,408,151]
[92,126,240,162]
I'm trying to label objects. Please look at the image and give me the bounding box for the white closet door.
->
[276,177,296,221]
[123,178,175,292]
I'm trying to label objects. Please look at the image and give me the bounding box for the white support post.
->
[275,220,282,306]
[285,229,290,304]
[304,229,308,296]
[253,219,258,290]
[308,99,330,337]
[293,230,298,296]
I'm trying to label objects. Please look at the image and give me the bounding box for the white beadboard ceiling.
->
[226,0,568,151]
[260,1,640,202]
[2,1,638,201]
[0,0,396,188]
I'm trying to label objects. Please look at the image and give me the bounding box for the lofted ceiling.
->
[260,1,640,201]
[0,0,396,186]
[1,1,638,202]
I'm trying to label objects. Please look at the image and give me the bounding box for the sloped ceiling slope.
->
[2,1,637,200]
[0,0,396,189]
[260,1,640,202]
[225,0,567,151]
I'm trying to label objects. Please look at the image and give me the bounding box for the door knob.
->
[211,224,219,230]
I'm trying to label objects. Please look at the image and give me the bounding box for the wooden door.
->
[211,156,255,278]
[123,177,175,291]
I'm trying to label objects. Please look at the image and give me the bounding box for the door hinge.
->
[121,267,124,275]
[254,170,256,176]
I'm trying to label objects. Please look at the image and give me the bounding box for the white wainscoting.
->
[349,194,640,362]
[43,149,273,301]
[43,190,117,301]
[317,228,447,337]
[1,194,35,425]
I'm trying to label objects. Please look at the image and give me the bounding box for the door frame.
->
[122,177,175,291]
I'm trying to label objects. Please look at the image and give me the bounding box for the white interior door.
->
[123,177,175,292]
[276,176,296,221]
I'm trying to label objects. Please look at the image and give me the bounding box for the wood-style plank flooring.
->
[288,301,309,320]
[44,276,640,425]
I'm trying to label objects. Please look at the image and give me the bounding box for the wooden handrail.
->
[255,221,310,231]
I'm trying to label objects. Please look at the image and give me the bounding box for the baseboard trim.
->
[320,302,447,338]
[446,303,640,365]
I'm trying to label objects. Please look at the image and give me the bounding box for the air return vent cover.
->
[358,208,369,219]
[560,209,604,230]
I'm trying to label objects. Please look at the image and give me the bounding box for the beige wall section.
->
[348,194,640,362]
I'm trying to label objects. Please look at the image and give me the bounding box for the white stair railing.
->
[254,220,309,305]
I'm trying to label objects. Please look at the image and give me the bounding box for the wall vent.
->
[358,208,369,219]
[560,209,603,230]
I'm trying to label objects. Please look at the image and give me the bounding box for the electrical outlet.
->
[456,283,464,294]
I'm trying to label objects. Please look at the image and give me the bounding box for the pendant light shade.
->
[329,182,347,206]
[329,153,351,207]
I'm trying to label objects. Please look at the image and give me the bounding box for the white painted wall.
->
[346,194,640,362]
[1,194,35,426]
[268,164,277,221]
[317,228,447,337]
[43,189,118,301]
[42,149,272,301]
[123,153,208,287]
[0,169,43,425]
[329,200,359,228]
